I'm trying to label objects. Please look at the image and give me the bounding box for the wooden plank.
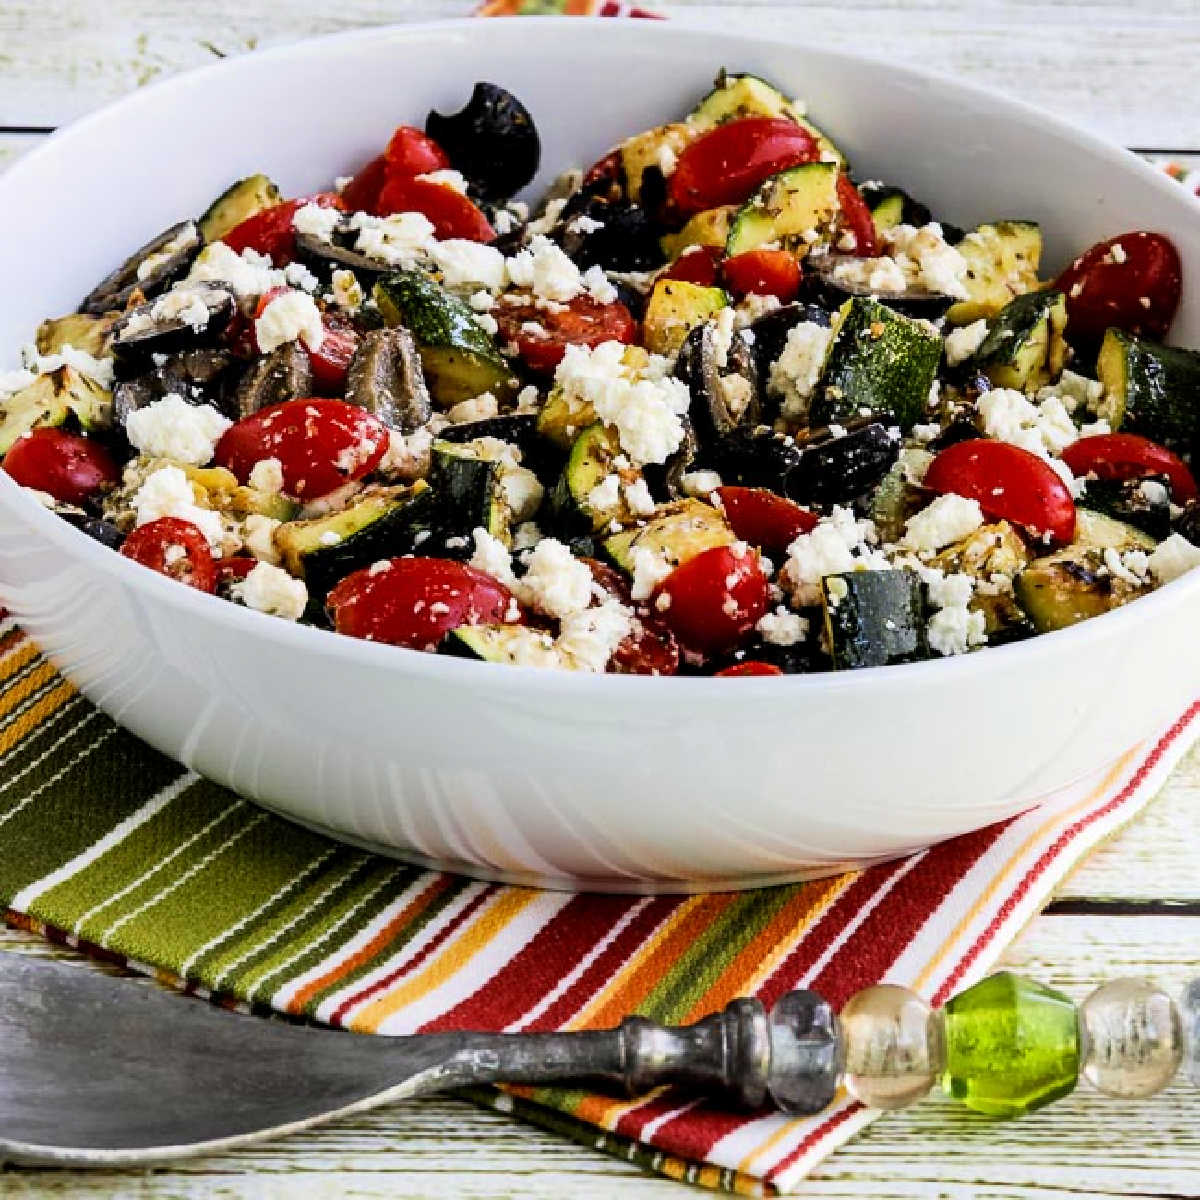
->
[1,1,1199,148]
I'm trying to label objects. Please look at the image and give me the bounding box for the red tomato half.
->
[327,558,519,651]
[661,245,723,286]
[120,518,216,593]
[215,398,388,499]
[384,125,450,178]
[835,175,879,258]
[668,118,819,217]
[583,149,623,189]
[715,661,783,677]
[714,486,818,556]
[494,294,638,373]
[3,428,119,506]
[924,439,1076,546]
[222,193,343,266]
[582,558,680,676]
[1054,231,1182,345]
[1062,432,1197,503]
[375,178,495,242]
[307,314,362,395]
[651,544,769,655]
[340,154,390,215]
[721,249,802,302]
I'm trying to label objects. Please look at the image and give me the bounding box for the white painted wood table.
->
[2,2,1199,1195]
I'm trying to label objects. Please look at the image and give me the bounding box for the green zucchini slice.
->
[0,367,113,455]
[642,280,728,358]
[444,625,572,668]
[810,297,942,432]
[945,221,1042,326]
[973,290,1068,392]
[659,206,737,262]
[603,499,733,575]
[619,123,695,203]
[429,439,513,545]
[858,183,932,238]
[197,174,282,243]
[725,162,840,257]
[36,312,119,359]
[1095,328,1200,451]
[1081,475,1171,540]
[373,272,516,408]
[549,423,635,536]
[822,569,927,669]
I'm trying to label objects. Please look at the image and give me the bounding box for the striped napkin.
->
[1,613,1197,1192]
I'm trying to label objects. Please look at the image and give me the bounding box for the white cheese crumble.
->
[447,393,500,424]
[927,603,987,656]
[505,235,585,302]
[131,465,224,548]
[430,239,508,291]
[243,513,281,564]
[885,223,971,299]
[20,343,116,390]
[248,457,284,494]
[1147,533,1200,584]
[782,506,885,606]
[587,474,621,512]
[756,607,808,646]
[557,598,633,672]
[680,469,723,498]
[500,465,545,524]
[902,494,985,553]
[237,561,308,621]
[831,255,907,295]
[186,243,281,298]
[254,290,324,354]
[415,168,469,194]
[349,211,438,267]
[768,321,833,421]
[1035,370,1106,414]
[623,477,656,517]
[125,394,232,466]
[292,202,341,242]
[629,544,673,602]
[943,319,989,366]
[517,538,594,618]
[976,388,1078,459]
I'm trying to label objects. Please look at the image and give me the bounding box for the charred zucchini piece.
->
[974,290,1068,391]
[675,320,759,443]
[810,297,942,431]
[726,162,840,257]
[789,423,900,504]
[688,71,846,168]
[276,483,433,599]
[0,367,112,454]
[346,327,433,432]
[858,183,932,238]
[620,123,695,204]
[643,280,728,357]
[869,458,931,543]
[1095,328,1200,451]
[444,625,571,668]
[603,498,733,574]
[946,221,1042,325]
[233,342,313,420]
[660,206,738,261]
[373,272,515,408]
[805,256,955,321]
[36,312,119,359]
[1081,474,1172,541]
[80,220,202,315]
[198,174,282,243]
[438,414,561,482]
[823,569,927,669]
[931,521,1032,636]
[537,388,594,451]
[549,423,633,536]
[429,439,513,545]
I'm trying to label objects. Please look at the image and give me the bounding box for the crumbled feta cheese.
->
[415,168,468,194]
[514,385,541,413]
[379,427,435,481]
[293,203,341,242]
[187,242,282,298]
[447,393,500,424]
[237,561,308,621]
[349,210,438,267]
[254,290,324,354]
[557,598,633,672]
[655,143,678,177]
[623,477,656,517]
[125,394,231,466]
[925,569,975,610]
[927,603,987,656]
[911,422,942,444]
[1110,242,1127,265]
[469,527,518,587]
[629,545,672,602]
[476,313,499,335]
[943,319,989,366]
[581,264,618,305]
[468,290,496,312]
[757,607,808,646]
[1147,533,1200,584]
[501,465,545,523]
[131,465,224,547]
[431,239,508,291]
[976,388,1078,459]
[330,269,364,312]
[512,521,542,552]
[1035,370,1106,414]
[248,457,284,494]
[733,292,782,328]
[505,235,584,302]
[21,343,116,390]
[1079,419,1112,438]
[782,505,883,605]
[569,214,605,236]
[884,223,971,299]
[680,469,723,498]
[283,262,319,293]
[0,368,37,399]
[902,494,985,553]
[831,255,908,295]
[517,538,593,618]
[587,474,621,512]
[768,322,833,421]
[1139,479,1170,506]
[243,513,281,564]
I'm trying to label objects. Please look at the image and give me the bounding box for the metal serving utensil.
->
[0,952,835,1168]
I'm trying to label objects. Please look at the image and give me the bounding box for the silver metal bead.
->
[1081,978,1182,1098]
[1180,978,1200,1088]
[840,984,944,1109]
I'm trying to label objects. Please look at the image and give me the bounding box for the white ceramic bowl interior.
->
[1,18,1198,892]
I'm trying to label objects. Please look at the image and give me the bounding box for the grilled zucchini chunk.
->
[373,272,516,408]
[603,499,734,574]
[810,297,942,431]
[429,439,518,546]
[858,183,933,238]
[80,220,203,315]
[1013,509,1156,633]
[675,320,759,444]
[1095,329,1200,452]
[549,423,637,535]
[660,206,738,261]
[804,255,956,321]
[870,457,932,543]
[198,174,282,243]
[0,367,113,454]
[688,71,846,168]
[945,221,1042,325]
[931,521,1032,636]
[1081,474,1172,541]
[275,483,434,600]
[643,280,729,357]
[973,290,1068,391]
[345,327,433,432]
[36,312,119,359]
[789,423,900,505]
[822,569,927,669]
[438,414,562,483]
[444,625,574,668]
[620,123,696,204]
[725,162,840,257]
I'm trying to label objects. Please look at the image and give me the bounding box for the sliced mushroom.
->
[114,348,244,424]
[233,342,314,419]
[345,327,433,432]
[675,321,760,447]
[293,231,392,283]
[788,423,900,504]
[111,284,236,365]
[805,256,954,320]
[80,220,203,315]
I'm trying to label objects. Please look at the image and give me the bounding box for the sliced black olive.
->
[345,328,432,433]
[700,428,803,495]
[643,419,698,502]
[426,82,540,200]
[60,511,125,550]
[234,342,314,419]
[676,322,760,447]
[294,230,391,283]
[788,423,900,504]
[803,256,954,321]
[745,302,832,408]
[114,348,244,424]
[80,220,203,315]
[557,199,665,274]
[111,284,235,366]
[437,414,563,482]
[713,638,821,675]
[925,416,982,454]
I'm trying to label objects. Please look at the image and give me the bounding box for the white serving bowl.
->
[1,18,1198,892]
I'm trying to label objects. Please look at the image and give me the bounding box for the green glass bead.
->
[940,971,1079,1118]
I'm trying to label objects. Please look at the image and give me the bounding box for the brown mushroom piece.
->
[114,349,245,425]
[345,327,433,432]
[675,319,760,447]
[110,284,236,366]
[233,342,315,419]
[80,220,203,315]
[293,231,392,283]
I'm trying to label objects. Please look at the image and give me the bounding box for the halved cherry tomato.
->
[341,154,390,215]
[582,558,680,676]
[583,149,623,189]
[215,398,388,500]
[214,555,258,598]
[715,661,783,677]
[835,174,879,258]
[668,118,820,217]
[661,245,723,286]
[327,558,519,651]
[1054,231,1182,346]
[120,518,216,593]
[924,439,1076,546]
[714,486,818,556]
[721,249,802,302]
[494,294,638,373]
[307,313,362,394]
[1062,432,1197,503]
[3,428,119,506]
[222,193,343,266]
[651,544,769,655]
[384,125,450,178]
[375,178,495,242]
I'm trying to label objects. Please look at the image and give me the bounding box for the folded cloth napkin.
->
[1,614,1196,1192]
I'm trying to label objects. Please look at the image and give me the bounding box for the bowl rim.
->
[3,14,1199,697]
